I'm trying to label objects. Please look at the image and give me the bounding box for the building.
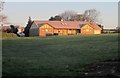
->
[29,21,102,36]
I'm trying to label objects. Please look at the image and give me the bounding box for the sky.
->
[4,0,120,2]
[3,1,119,29]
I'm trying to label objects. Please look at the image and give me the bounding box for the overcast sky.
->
[3,1,118,29]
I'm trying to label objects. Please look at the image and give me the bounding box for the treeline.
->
[2,25,18,34]
[49,9,100,22]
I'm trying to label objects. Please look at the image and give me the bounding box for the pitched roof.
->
[89,23,102,30]
[33,20,101,30]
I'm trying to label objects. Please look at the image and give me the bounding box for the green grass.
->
[2,34,118,77]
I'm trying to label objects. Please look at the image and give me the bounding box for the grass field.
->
[2,34,118,77]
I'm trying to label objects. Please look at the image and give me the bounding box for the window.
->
[86,29,89,32]
[46,29,48,32]
[45,25,47,28]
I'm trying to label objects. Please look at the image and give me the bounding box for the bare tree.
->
[51,9,100,22]
[0,0,8,26]
[60,10,77,21]
[75,14,86,21]
[0,15,7,23]
[49,9,101,22]
[84,9,100,22]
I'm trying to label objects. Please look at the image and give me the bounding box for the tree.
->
[75,14,86,21]
[49,15,62,21]
[48,9,101,22]
[60,10,77,21]
[24,16,33,37]
[0,1,8,26]
[54,15,62,21]
[84,9,100,22]
[0,15,8,24]
[49,16,54,21]
[10,25,18,34]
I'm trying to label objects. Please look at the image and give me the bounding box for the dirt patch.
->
[75,60,120,78]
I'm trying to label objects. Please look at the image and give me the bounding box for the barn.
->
[29,21,102,36]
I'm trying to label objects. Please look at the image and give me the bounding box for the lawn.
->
[2,34,118,77]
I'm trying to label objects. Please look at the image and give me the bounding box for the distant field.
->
[2,34,118,77]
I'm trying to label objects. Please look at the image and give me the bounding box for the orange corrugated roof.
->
[34,20,101,30]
